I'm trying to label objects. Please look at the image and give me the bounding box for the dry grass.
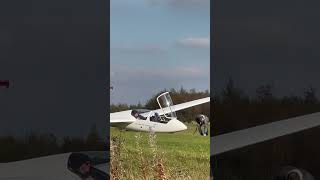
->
[111,131,168,180]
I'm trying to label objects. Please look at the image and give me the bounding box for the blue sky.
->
[111,0,210,104]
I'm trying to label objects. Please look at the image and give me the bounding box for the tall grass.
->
[148,132,167,180]
[135,133,150,180]
[110,136,125,180]
[111,131,169,180]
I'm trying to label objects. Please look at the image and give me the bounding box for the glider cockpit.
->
[131,109,148,120]
[131,109,169,124]
[130,92,178,124]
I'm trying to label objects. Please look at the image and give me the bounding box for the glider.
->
[110,91,210,133]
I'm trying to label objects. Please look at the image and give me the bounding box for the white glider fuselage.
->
[110,110,187,133]
[126,118,187,132]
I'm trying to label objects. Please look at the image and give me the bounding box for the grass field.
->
[110,123,210,180]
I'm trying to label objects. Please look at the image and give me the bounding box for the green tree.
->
[304,86,318,104]
[221,77,245,103]
[256,83,274,103]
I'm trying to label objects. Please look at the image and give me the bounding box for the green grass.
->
[110,123,210,180]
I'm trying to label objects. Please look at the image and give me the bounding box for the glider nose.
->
[166,119,188,132]
[177,120,187,131]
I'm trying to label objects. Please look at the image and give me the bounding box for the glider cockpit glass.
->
[157,92,177,119]
[67,152,109,180]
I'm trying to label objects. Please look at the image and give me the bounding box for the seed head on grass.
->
[135,133,150,180]
[148,131,168,180]
[110,135,125,180]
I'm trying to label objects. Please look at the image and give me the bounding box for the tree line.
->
[0,125,106,162]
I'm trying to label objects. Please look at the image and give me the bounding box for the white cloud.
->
[112,44,166,54]
[112,66,209,82]
[177,36,210,48]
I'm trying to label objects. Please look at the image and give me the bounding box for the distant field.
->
[110,123,210,180]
